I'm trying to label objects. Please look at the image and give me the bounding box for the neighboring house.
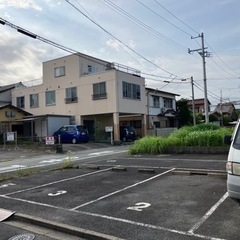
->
[187,98,211,114]
[11,53,147,141]
[213,102,235,117]
[146,87,179,129]
[0,82,24,105]
[0,103,32,134]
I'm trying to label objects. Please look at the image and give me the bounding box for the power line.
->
[150,1,240,82]
[136,0,192,37]
[153,0,199,35]
[0,17,115,68]
[206,41,240,78]
[64,0,180,78]
[101,0,188,50]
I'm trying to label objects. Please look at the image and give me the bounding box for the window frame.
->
[30,93,39,108]
[152,95,160,108]
[92,82,107,100]
[45,90,56,106]
[163,98,173,108]
[16,96,25,109]
[54,66,65,78]
[65,87,78,103]
[122,81,141,100]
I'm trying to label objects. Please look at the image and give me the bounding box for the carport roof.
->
[15,114,71,122]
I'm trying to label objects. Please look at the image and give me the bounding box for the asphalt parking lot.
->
[0,146,239,240]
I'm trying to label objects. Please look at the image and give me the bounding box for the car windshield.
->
[127,126,135,131]
[77,126,84,131]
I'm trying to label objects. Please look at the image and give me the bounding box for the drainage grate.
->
[8,233,35,240]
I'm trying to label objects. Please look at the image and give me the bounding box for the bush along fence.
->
[128,124,233,155]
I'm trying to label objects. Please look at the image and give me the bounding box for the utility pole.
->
[220,90,223,126]
[188,33,210,123]
[182,77,196,125]
[191,76,196,125]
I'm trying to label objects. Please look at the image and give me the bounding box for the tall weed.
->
[128,124,233,154]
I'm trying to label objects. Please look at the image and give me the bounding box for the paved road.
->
[1,144,237,240]
[0,142,126,174]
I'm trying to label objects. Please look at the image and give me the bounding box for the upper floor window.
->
[122,81,140,100]
[17,96,25,108]
[30,94,39,108]
[92,82,107,100]
[163,98,173,108]
[88,65,97,74]
[152,96,160,108]
[45,90,56,106]
[54,66,65,77]
[65,87,78,103]
[5,110,16,118]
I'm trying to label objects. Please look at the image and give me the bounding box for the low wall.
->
[147,127,177,137]
[165,146,230,154]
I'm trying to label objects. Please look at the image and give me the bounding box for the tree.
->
[209,113,219,122]
[176,98,192,127]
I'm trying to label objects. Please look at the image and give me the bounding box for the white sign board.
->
[45,136,55,145]
[7,132,14,141]
[105,126,113,132]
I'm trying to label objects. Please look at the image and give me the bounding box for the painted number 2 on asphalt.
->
[127,202,151,211]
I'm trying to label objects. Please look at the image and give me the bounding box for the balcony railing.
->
[65,97,78,104]
[92,93,107,100]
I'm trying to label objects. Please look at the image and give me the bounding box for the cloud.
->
[0,29,63,85]
[106,39,122,52]
[106,38,136,52]
[0,0,42,11]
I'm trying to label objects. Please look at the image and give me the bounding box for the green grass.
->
[129,124,233,155]
[60,150,74,169]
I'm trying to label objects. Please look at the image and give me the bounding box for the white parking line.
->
[188,192,229,234]
[3,167,113,196]
[0,194,226,240]
[76,210,226,240]
[71,168,175,210]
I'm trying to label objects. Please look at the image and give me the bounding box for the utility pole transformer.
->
[188,32,210,123]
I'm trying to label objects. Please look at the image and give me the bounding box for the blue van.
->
[53,125,89,144]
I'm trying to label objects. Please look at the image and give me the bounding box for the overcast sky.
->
[0,0,240,108]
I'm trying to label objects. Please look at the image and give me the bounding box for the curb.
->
[171,168,227,178]
[12,213,125,240]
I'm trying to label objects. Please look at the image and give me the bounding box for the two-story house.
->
[187,98,211,114]
[146,87,179,129]
[11,53,147,141]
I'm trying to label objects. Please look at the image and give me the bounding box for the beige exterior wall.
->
[11,54,147,141]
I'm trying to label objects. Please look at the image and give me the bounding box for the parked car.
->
[225,119,240,204]
[53,125,89,144]
[120,126,136,142]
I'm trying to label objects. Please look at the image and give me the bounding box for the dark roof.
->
[214,102,235,114]
[145,87,180,96]
[0,82,24,93]
[0,103,32,116]
[187,98,211,105]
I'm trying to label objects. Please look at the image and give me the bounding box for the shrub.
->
[128,136,166,155]
[128,124,233,154]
